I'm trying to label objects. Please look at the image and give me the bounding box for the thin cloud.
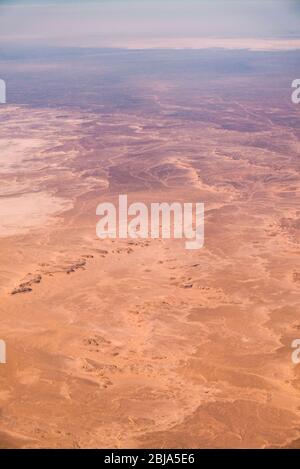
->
[0,0,299,49]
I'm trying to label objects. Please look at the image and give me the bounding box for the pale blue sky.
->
[0,0,300,48]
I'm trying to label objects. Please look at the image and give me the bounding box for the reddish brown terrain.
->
[0,48,300,448]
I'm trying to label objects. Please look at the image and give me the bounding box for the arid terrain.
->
[0,48,300,448]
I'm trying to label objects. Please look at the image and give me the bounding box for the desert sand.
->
[0,47,300,448]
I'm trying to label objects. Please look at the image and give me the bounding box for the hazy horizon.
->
[1,0,300,50]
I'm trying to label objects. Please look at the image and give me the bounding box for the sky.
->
[0,0,300,50]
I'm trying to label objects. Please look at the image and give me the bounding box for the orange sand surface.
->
[0,98,300,448]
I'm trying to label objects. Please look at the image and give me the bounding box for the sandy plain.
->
[0,48,300,448]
